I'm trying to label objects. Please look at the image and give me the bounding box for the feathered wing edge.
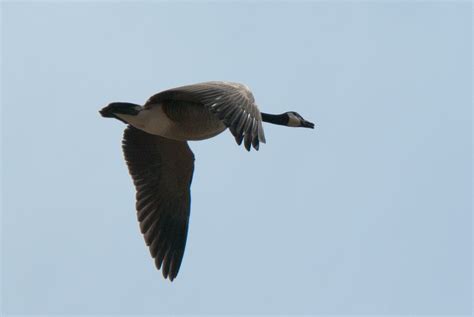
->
[145,82,266,151]
[122,126,195,281]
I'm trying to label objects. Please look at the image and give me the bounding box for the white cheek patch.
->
[287,114,300,127]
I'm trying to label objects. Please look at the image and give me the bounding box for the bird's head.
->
[286,111,315,129]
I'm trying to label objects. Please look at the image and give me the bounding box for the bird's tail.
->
[99,102,142,118]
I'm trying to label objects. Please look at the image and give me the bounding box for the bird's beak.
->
[301,119,315,129]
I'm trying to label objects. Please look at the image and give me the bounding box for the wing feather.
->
[122,126,195,281]
[145,81,266,151]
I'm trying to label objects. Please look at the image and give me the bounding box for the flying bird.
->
[100,81,314,281]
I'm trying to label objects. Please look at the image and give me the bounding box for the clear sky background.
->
[1,1,471,315]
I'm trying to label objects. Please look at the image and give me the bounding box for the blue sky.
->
[1,1,471,315]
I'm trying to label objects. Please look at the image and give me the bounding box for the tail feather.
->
[99,102,142,122]
[99,102,142,123]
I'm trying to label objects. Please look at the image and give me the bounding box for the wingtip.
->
[156,260,178,282]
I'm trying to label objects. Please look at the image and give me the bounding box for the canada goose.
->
[100,81,314,281]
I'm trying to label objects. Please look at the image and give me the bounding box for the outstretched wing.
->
[145,81,266,151]
[122,126,195,281]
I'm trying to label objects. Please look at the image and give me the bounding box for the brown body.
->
[117,101,227,141]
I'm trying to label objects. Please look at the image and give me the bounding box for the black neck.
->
[261,112,289,126]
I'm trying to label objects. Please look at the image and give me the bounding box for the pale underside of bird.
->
[100,81,314,281]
